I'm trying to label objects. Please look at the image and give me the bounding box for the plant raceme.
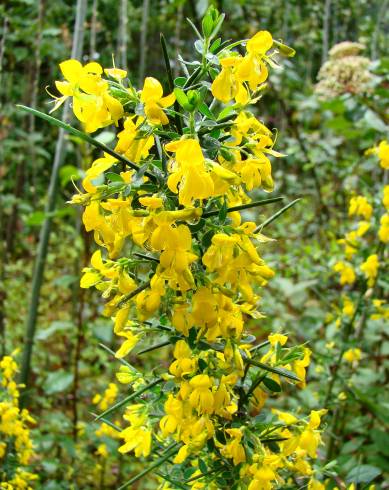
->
[0,353,37,488]
[28,8,328,490]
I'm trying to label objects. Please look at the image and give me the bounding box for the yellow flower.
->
[383,185,389,210]
[342,296,354,317]
[343,348,362,363]
[104,67,127,80]
[378,214,389,243]
[160,394,185,437]
[308,478,325,490]
[220,428,246,464]
[333,261,356,285]
[165,138,214,206]
[169,340,197,378]
[236,31,273,91]
[53,59,123,132]
[115,116,154,162]
[377,140,389,169]
[211,57,242,103]
[360,254,379,287]
[82,153,117,193]
[140,77,175,125]
[174,444,190,463]
[268,333,288,346]
[119,426,152,457]
[95,443,109,458]
[189,375,214,414]
[93,382,118,410]
[115,330,140,358]
[348,195,373,220]
[139,196,164,209]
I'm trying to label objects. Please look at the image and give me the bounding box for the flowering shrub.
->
[29,7,328,489]
[0,353,37,489]
[316,140,389,471]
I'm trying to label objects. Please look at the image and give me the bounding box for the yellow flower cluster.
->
[50,10,325,488]
[0,354,38,489]
[333,162,388,288]
[211,31,273,104]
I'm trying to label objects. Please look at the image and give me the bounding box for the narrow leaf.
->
[116,281,151,308]
[95,378,163,420]
[137,340,171,355]
[248,359,300,382]
[203,197,284,218]
[255,198,301,232]
[118,442,181,489]
[17,105,157,181]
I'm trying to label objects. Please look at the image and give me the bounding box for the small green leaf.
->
[43,371,74,394]
[174,88,193,111]
[263,377,281,392]
[273,40,296,57]
[346,465,381,484]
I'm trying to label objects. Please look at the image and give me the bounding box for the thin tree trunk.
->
[138,0,149,86]
[6,0,45,256]
[0,16,8,91]
[90,0,98,59]
[71,219,90,442]
[20,0,88,404]
[173,3,184,78]
[117,0,128,68]
[322,0,332,64]
[29,0,45,193]
[371,0,388,60]
[282,0,290,41]
[0,16,8,355]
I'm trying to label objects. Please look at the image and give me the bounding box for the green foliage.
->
[1,0,388,488]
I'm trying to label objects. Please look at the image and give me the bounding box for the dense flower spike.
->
[49,8,326,489]
[0,353,38,488]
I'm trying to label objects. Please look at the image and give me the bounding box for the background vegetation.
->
[0,0,388,488]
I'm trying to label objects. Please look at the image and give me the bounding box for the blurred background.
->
[0,0,388,488]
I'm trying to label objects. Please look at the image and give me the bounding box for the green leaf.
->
[25,211,46,226]
[255,198,301,232]
[93,130,116,144]
[363,110,387,132]
[17,105,157,181]
[263,377,281,392]
[59,164,83,187]
[117,443,181,489]
[43,371,74,394]
[198,102,215,120]
[175,77,187,87]
[95,378,163,420]
[37,321,73,341]
[174,88,193,111]
[273,40,296,57]
[106,172,124,182]
[346,465,381,484]
[248,359,300,382]
[202,14,214,38]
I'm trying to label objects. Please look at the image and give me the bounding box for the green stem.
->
[203,197,284,218]
[137,340,171,355]
[160,33,183,133]
[90,413,121,432]
[116,280,151,308]
[117,442,181,489]
[98,343,136,370]
[247,359,300,381]
[254,198,301,232]
[19,0,88,405]
[17,105,158,182]
[95,378,163,420]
